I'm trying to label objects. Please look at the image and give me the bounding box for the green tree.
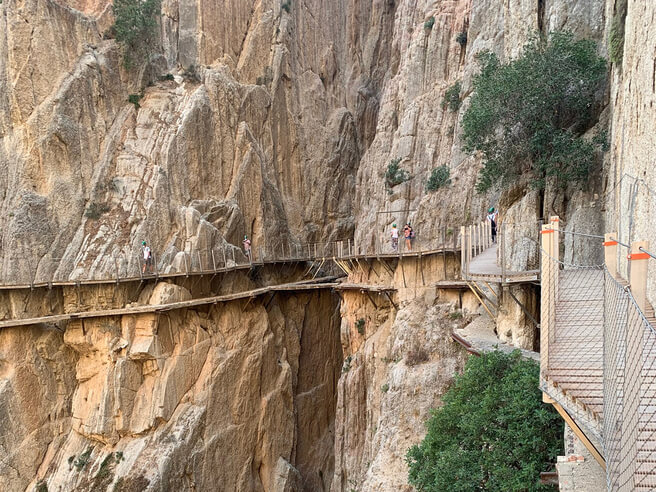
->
[112,0,162,68]
[407,351,563,491]
[462,31,607,192]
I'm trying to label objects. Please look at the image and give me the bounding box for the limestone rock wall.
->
[331,254,469,491]
[0,0,397,283]
[0,282,342,491]
[606,1,656,306]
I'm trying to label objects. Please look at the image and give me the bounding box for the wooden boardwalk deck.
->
[544,270,605,420]
[0,277,339,329]
[466,245,539,283]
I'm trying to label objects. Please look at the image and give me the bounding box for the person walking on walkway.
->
[390,223,399,251]
[243,235,252,262]
[487,207,499,243]
[403,223,414,251]
[142,241,153,274]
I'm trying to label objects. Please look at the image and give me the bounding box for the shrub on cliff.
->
[462,31,607,192]
[112,0,161,68]
[425,165,451,192]
[385,158,411,191]
[441,81,462,112]
[406,350,563,491]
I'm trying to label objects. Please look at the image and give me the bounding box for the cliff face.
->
[0,0,395,283]
[2,0,650,490]
[607,1,656,305]
[0,279,342,491]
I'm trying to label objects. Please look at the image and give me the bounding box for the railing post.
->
[460,226,466,279]
[604,233,618,279]
[540,223,555,374]
[628,240,650,312]
[468,225,472,271]
[500,222,506,282]
[550,216,560,298]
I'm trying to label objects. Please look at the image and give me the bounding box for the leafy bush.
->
[406,351,563,491]
[441,81,461,112]
[128,93,142,109]
[424,16,435,30]
[381,383,389,393]
[74,448,93,471]
[385,158,411,190]
[462,31,607,192]
[36,480,48,492]
[609,0,627,64]
[425,165,452,192]
[356,318,365,335]
[342,355,353,373]
[112,0,161,69]
[85,202,110,220]
[448,310,463,320]
[158,73,174,82]
[456,31,467,47]
[281,0,291,13]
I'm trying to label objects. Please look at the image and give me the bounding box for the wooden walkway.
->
[0,277,339,329]
[544,270,604,420]
[0,247,458,291]
[466,244,539,283]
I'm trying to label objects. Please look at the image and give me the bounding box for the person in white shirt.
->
[142,241,153,274]
[390,223,399,251]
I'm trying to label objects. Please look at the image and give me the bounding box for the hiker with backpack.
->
[142,241,154,274]
[487,207,499,243]
[403,223,415,251]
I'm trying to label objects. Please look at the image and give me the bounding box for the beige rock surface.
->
[0,283,341,491]
[2,0,647,490]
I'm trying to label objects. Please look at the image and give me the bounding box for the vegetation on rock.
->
[456,31,468,47]
[462,31,607,192]
[385,158,411,191]
[112,0,162,68]
[441,81,462,112]
[425,165,451,192]
[407,351,563,491]
[424,16,435,30]
[609,0,628,65]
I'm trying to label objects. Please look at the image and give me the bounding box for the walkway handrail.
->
[540,216,656,489]
[0,232,465,289]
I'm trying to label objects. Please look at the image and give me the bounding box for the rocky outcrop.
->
[0,282,342,491]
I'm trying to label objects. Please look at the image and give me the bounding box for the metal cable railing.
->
[540,217,656,490]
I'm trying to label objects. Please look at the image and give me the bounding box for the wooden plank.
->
[0,278,339,329]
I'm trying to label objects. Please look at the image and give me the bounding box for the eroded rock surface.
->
[0,283,341,491]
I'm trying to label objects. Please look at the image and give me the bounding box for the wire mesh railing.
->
[540,216,656,490]
[603,264,656,490]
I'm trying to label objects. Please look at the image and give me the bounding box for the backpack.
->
[410,230,415,239]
